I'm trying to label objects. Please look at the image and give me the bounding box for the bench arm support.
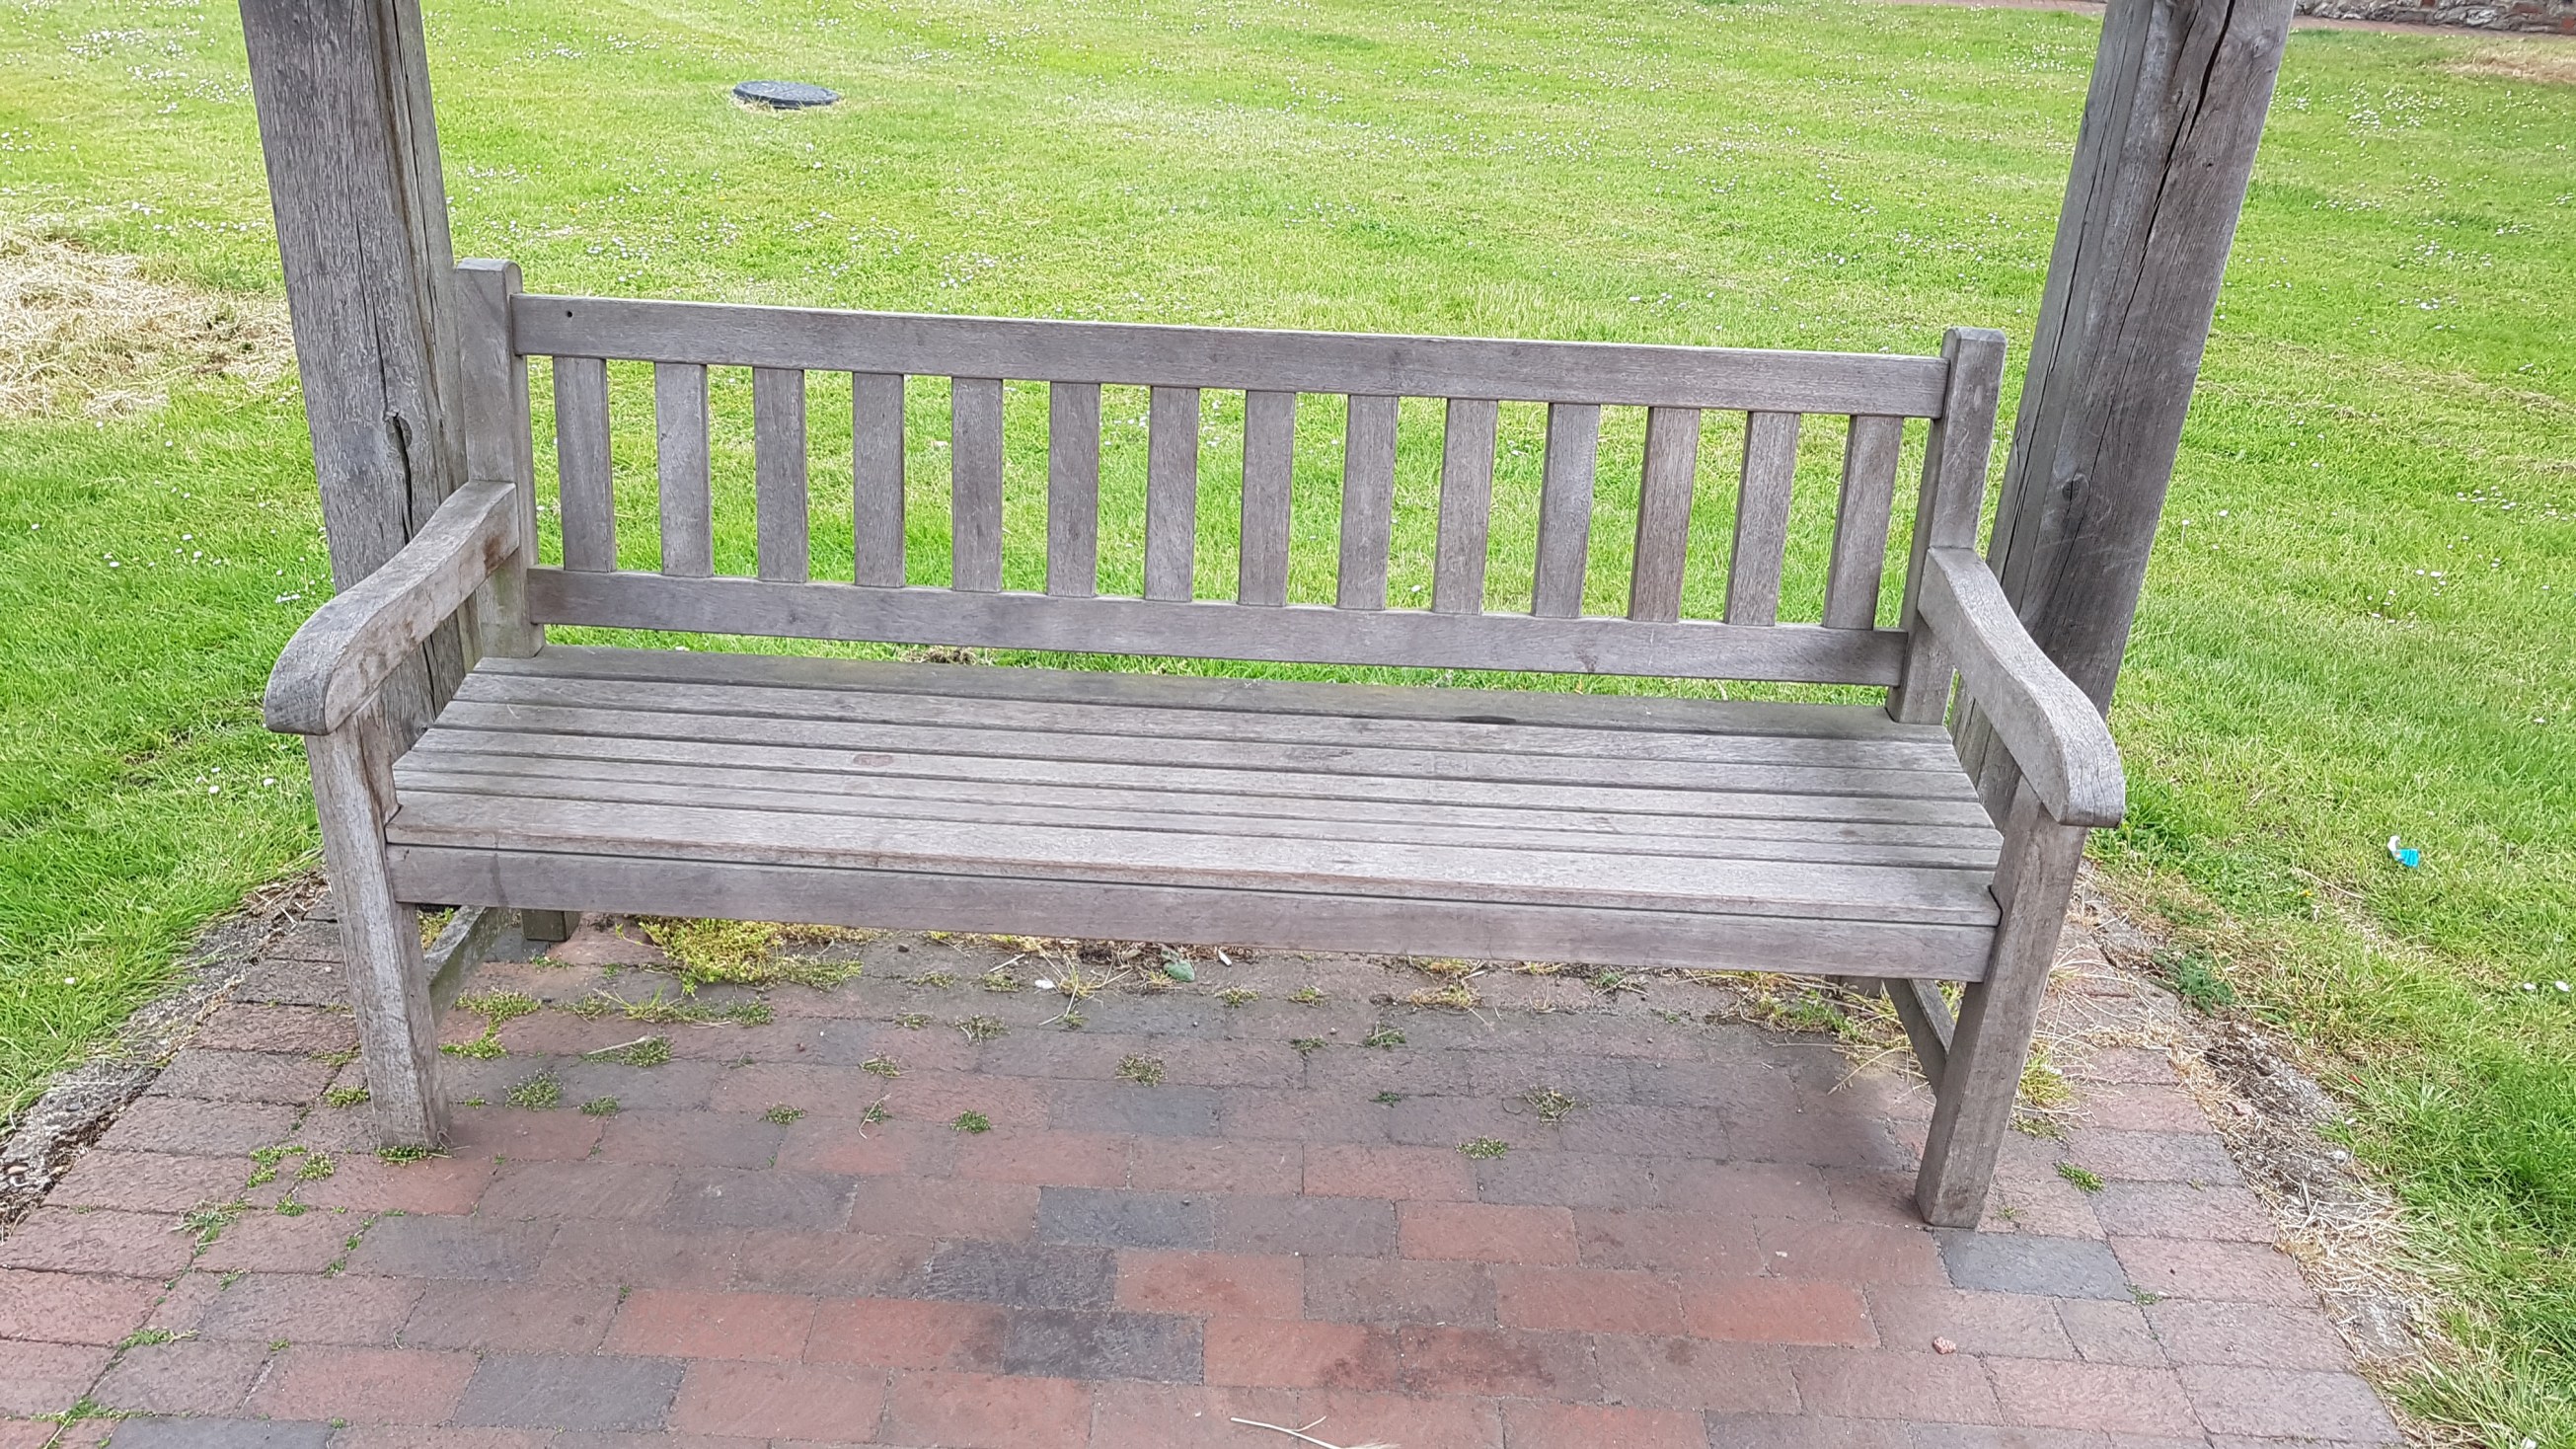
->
[1917,547,2125,829]
[265,479,520,736]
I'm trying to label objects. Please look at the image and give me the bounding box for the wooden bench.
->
[264,259,2122,1227]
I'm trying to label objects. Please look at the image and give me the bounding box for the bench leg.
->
[1916,784,2086,1227]
[305,703,447,1149]
[518,909,574,945]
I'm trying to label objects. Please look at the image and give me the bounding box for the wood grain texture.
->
[1238,390,1296,606]
[265,480,518,736]
[1337,395,1399,611]
[550,354,616,572]
[455,260,538,659]
[752,367,809,582]
[1823,414,1905,630]
[525,569,1912,684]
[1628,406,1703,623]
[1047,381,1100,597]
[653,361,712,577]
[1918,547,2125,827]
[1145,385,1200,601]
[516,292,1952,416]
[1725,411,1801,627]
[421,902,508,1015]
[950,377,1005,592]
[1889,329,2007,724]
[1534,402,1600,619]
[1433,398,1498,616]
[1887,977,1957,1091]
[853,372,907,587]
[241,0,469,734]
[394,844,1996,980]
[1916,783,2089,1225]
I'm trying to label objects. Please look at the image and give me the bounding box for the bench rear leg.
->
[1916,784,2086,1227]
[305,704,446,1148]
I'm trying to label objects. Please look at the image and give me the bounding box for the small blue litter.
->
[2387,835,2420,869]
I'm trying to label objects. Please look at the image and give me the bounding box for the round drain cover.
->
[732,80,840,110]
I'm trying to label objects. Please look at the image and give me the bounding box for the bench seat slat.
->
[390,846,1998,979]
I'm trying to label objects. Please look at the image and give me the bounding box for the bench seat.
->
[383,647,2006,980]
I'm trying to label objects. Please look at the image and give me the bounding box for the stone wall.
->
[2298,0,2576,33]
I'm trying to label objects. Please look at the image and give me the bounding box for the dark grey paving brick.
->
[1705,1412,1907,1449]
[1001,1308,1203,1383]
[1934,1230,2132,1301]
[659,1168,854,1230]
[1049,1080,1221,1137]
[1216,1193,1396,1257]
[919,1241,1118,1309]
[1035,1187,1214,1250]
[451,1352,684,1431]
[344,1216,552,1281]
[109,1420,334,1449]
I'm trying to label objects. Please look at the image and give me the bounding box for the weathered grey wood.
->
[1917,783,2089,1225]
[1433,398,1498,616]
[853,372,907,587]
[550,354,616,572]
[385,787,1999,925]
[1046,381,1100,597]
[1823,415,1905,630]
[1238,390,1296,607]
[1887,977,1957,1091]
[1145,386,1201,601]
[516,293,1953,417]
[307,697,444,1147]
[517,908,573,944]
[950,377,1005,592]
[653,362,712,577]
[496,645,1947,743]
[421,901,508,1015]
[394,845,1996,980]
[1533,403,1600,620]
[1919,548,2124,828]
[1890,329,2008,724]
[265,481,518,736]
[753,366,809,583]
[1987,0,2296,715]
[1726,411,1801,627]
[1337,395,1399,611]
[526,570,1910,684]
[241,0,472,736]
[1629,406,1703,624]
[455,260,538,659]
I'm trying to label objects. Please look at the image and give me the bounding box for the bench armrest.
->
[265,480,520,736]
[1918,546,2126,828]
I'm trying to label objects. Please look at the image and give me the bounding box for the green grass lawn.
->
[1,0,2570,1437]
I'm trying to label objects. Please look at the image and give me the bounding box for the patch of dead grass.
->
[0,224,291,419]
[2443,42,2576,87]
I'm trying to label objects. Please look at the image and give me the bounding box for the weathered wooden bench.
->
[264,259,2122,1226]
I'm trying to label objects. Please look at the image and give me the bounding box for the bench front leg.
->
[306,694,446,1148]
[1915,782,2087,1227]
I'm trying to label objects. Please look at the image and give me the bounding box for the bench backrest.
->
[458,260,2005,690]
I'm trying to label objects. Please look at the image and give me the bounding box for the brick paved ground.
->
[1,908,2402,1448]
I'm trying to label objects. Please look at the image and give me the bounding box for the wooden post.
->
[1979,0,2296,718]
[240,0,472,738]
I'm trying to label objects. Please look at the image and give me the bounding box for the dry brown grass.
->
[2443,41,2576,87]
[0,224,290,419]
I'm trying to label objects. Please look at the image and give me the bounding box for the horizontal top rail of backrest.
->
[512,294,1953,417]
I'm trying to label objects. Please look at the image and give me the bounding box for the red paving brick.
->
[3,932,2401,1447]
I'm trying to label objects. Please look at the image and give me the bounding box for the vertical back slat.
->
[1145,385,1201,602]
[553,355,616,572]
[1725,410,1801,625]
[950,377,1005,592]
[1628,406,1703,623]
[1046,382,1100,598]
[1533,402,1600,619]
[456,259,537,657]
[1824,414,1906,629]
[752,367,808,583]
[1433,398,1497,616]
[654,361,712,577]
[1892,328,2008,723]
[852,372,906,587]
[1239,390,1296,607]
[1336,394,1400,611]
